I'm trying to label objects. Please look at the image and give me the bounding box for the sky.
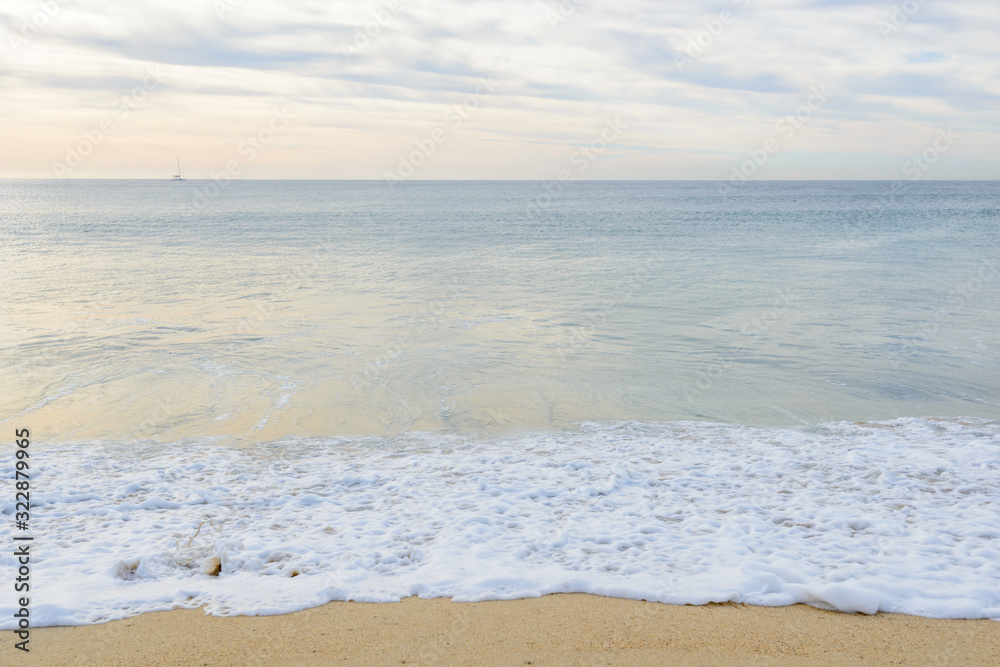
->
[0,0,997,180]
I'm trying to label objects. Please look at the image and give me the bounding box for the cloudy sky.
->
[1,0,997,179]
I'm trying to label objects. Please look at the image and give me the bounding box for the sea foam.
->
[2,417,999,627]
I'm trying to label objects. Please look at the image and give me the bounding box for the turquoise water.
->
[2,180,998,443]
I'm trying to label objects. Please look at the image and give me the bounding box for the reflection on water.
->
[2,180,998,444]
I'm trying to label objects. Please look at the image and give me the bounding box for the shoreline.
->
[11,595,1000,666]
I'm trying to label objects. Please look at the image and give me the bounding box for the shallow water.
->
[1,180,998,624]
[2,180,998,443]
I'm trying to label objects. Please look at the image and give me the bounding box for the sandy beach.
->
[10,595,999,666]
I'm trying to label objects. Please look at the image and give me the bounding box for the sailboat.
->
[171,158,186,181]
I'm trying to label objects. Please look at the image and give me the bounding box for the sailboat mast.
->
[171,157,185,181]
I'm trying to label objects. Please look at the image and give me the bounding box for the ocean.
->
[2,180,999,625]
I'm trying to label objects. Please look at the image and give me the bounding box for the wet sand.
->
[11,595,1000,666]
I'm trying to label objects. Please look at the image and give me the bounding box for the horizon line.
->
[3,178,999,183]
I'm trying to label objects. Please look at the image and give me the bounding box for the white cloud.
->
[0,0,997,179]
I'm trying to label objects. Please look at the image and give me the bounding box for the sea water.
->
[1,180,998,625]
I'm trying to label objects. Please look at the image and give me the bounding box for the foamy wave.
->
[2,417,999,627]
